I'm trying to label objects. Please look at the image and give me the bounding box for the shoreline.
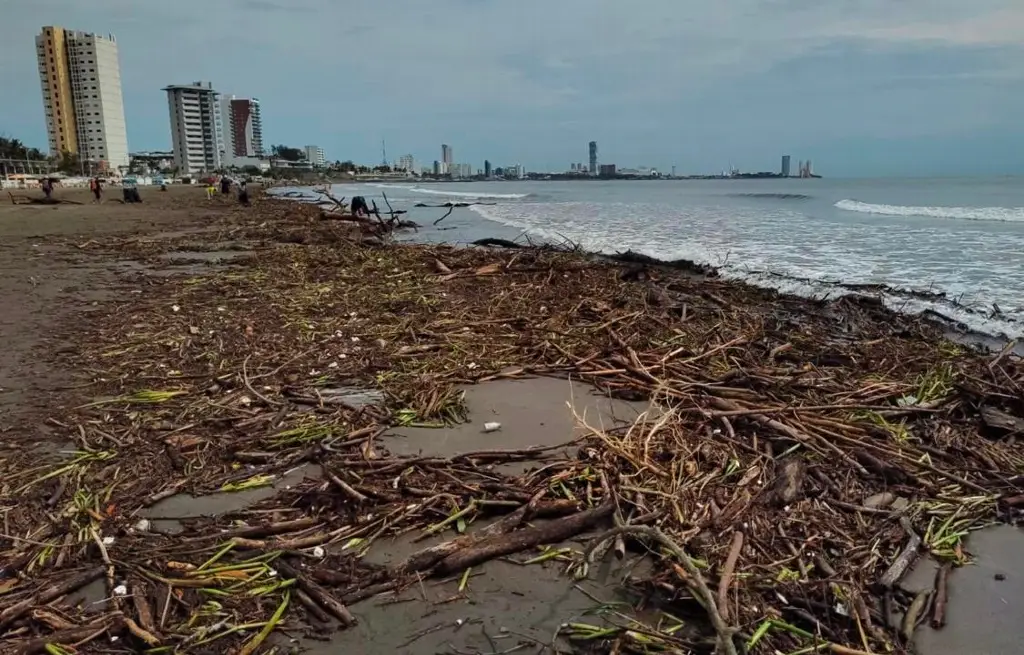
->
[0,189,1021,654]
[269,184,1022,351]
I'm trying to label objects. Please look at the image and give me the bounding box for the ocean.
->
[316,177,1024,338]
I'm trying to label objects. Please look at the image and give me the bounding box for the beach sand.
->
[0,188,1022,655]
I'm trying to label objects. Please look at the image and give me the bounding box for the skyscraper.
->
[441,144,453,174]
[222,96,263,165]
[781,155,791,178]
[36,25,129,170]
[484,160,492,178]
[588,141,598,175]
[398,154,415,172]
[164,82,225,175]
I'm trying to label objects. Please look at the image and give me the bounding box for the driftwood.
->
[878,517,922,589]
[433,500,615,575]
[273,560,355,626]
[473,238,522,249]
[0,566,106,629]
[930,563,951,629]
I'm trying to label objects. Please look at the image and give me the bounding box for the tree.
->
[0,135,46,161]
[271,145,304,162]
[242,165,262,176]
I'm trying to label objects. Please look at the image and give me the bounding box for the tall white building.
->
[164,82,224,175]
[304,145,326,167]
[397,154,415,172]
[36,26,129,171]
[221,95,264,166]
[441,144,452,175]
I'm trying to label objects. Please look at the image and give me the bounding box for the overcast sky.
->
[2,0,1023,176]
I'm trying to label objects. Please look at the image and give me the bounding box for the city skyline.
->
[4,2,1024,177]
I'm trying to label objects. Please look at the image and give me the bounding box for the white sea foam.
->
[836,199,1024,222]
[368,183,530,200]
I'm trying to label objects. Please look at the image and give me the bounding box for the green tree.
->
[270,145,304,162]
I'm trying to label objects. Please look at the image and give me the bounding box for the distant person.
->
[206,182,216,200]
[90,177,102,203]
[220,177,231,194]
[238,181,250,206]
[351,195,370,217]
[41,178,53,200]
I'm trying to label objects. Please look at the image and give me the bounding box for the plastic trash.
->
[483,422,501,433]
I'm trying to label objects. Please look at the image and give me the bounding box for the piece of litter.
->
[133,519,151,532]
[171,305,180,312]
[328,361,338,368]
[102,536,115,546]
[483,422,501,433]
[313,546,325,558]
[113,584,127,596]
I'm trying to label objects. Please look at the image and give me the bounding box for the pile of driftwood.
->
[1,197,1022,654]
[314,188,417,234]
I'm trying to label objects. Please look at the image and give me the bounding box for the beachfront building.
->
[304,146,326,168]
[781,155,791,177]
[221,96,264,167]
[36,26,130,172]
[397,154,415,172]
[441,144,453,175]
[164,82,224,176]
[588,141,598,175]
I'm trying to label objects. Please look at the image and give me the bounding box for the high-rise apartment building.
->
[221,96,263,165]
[441,144,453,174]
[36,26,129,171]
[304,146,326,167]
[588,141,598,175]
[397,154,415,172]
[484,160,492,178]
[781,155,791,178]
[164,82,224,175]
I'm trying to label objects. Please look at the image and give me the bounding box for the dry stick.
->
[434,500,615,575]
[709,397,869,476]
[242,354,282,407]
[394,489,548,574]
[15,618,120,655]
[879,517,922,589]
[930,563,951,629]
[0,565,106,629]
[273,560,355,627]
[717,531,744,623]
[584,526,738,655]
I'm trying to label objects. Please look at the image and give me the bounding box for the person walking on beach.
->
[206,182,216,200]
[41,178,52,200]
[90,177,102,203]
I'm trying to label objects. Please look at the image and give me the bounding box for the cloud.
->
[0,0,1021,173]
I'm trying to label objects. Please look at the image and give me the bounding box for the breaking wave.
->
[835,199,1024,222]
[367,183,530,200]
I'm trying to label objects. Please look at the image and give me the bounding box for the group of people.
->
[205,177,250,205]
[39,177,103,203]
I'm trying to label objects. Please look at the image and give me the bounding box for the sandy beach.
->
[0,187,1022,655]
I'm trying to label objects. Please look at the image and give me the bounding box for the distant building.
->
[781,155,791,177]
[588,141,598,175]
[433,160,441,176]
[484,160,492,178]
[397,154,415,171]
[599,164,616,177]
[304,145,326,167]
[164,81,224,175]
[221,96,263,167]
[36,25,130,171]
[441,144,452,174]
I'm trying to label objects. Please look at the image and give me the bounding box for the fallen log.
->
[433,500,615,575]
[0,565,106,629]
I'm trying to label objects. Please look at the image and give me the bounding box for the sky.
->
[1,0,1023,177]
